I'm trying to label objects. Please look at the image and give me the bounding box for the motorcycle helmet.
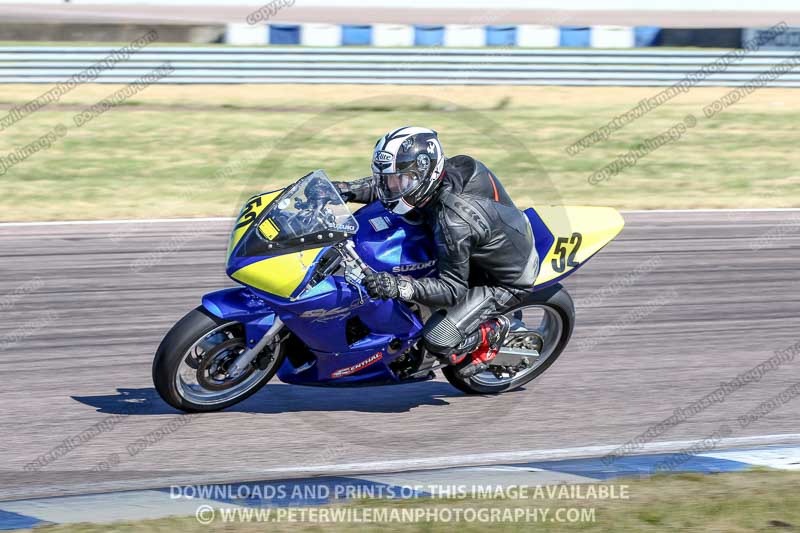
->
[371,126,445,215]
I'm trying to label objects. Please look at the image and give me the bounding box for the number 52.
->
[551,232,582,273]
[235,196,263,230]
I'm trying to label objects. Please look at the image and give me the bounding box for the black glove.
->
[364,272,414,301]
[333,181,355,203]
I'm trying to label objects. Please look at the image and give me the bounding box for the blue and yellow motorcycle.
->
[153,171,624,412]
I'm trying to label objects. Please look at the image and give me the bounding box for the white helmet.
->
[371,126,445,215]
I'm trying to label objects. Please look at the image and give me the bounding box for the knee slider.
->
[422,313,463,355]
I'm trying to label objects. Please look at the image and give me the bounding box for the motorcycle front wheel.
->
[442,283,575,395]
[152,307,284,412]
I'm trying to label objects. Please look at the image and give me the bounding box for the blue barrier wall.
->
[634,26,662,47]
[559,26,591,47]
[414,26,445,46]
[486,25,517,46]
[225,23,774,50]
[341,25,372,46]
[269,25,300,45]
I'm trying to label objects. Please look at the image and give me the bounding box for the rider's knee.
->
[421,312,463,355]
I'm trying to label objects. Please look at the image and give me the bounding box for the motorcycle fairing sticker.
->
[299,300,365,323]
[260,217,281,240]
[531,206,625,287]
[368,216,391,232]
[331,352,383,379]
[228,190,282,257]
[230,247,326,299]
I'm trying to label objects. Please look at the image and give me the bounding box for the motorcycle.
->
[152,170,624,412]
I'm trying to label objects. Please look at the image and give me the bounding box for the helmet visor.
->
[375,171,421,202]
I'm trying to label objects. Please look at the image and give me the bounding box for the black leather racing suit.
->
[336,155,539,356]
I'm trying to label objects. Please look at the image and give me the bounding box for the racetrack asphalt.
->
[0,210,798,501]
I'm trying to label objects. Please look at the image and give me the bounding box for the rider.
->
[334,126,539,378]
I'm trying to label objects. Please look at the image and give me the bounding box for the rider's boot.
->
[448,315,511,379]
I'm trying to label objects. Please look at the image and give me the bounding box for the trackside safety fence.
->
[1,47,799,86]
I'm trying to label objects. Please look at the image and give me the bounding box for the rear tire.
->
[442,284,575,395]
[152,307,282,412]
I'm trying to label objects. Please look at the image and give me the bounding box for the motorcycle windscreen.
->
[235,170,358,258]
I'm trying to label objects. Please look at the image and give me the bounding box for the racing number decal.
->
[235,196,263,230]
[551,232,582,273]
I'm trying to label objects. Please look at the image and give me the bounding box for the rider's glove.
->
[364,272,414,301]
[333,181,355,203]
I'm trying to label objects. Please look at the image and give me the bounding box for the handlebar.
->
[340,240,373,275]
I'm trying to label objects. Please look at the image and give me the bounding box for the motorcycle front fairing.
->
[203,171,429,386]
[202,283,425,387]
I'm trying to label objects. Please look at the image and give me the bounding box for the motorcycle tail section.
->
[525,206,625,289]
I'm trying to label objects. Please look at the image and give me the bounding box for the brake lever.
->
[342,240,372,274]
[340,241,371,304]
[343,261,366,304]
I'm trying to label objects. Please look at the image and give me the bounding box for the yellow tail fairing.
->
[230,247,326,299]
[227,190,284,258]
[532,206,625,288]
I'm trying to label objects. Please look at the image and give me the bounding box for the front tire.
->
[443,283,575,395]
[152,307,283,412]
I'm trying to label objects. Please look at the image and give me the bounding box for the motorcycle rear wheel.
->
[152,307,283,412]
[442,283,575,395]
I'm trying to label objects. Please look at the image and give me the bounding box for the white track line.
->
[253,433,800,477]
[0,216,233,227]
[623,208,800,214]
[0,208,798,227]
[2,434,797,501]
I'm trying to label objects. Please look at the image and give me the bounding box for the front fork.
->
[201,287,283,377]
[226,317,284,378]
